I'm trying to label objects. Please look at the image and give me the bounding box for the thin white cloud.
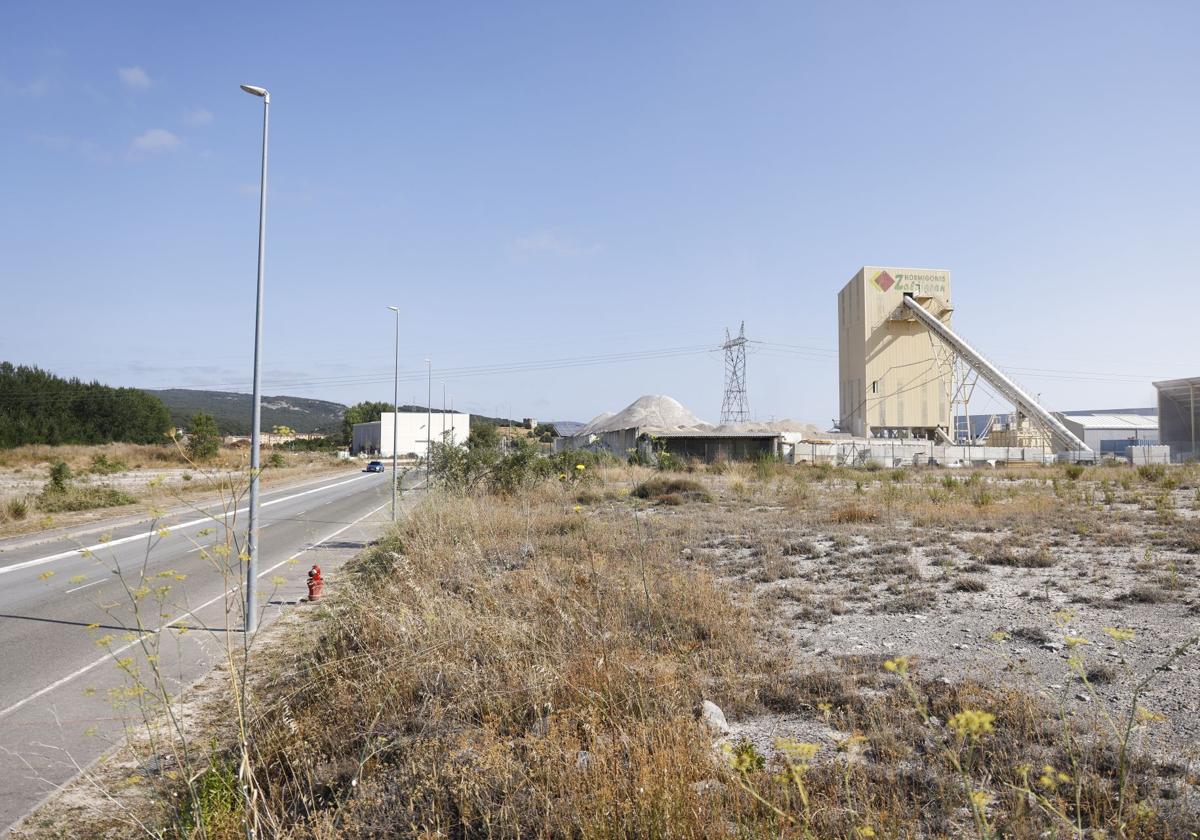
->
[117,66,152,90]
[183,107,213,126]
[509,231,600,257]
[130,128,181,153]
[0,74,51,97]
[31,132,111,163]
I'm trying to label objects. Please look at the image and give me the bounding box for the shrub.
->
[186,412,221,462]
[266,451,286,468]
[707,457,731,475]
[631,477,711,503]
[48,460,71,492]
[656,450,686,472]
[1120,585,1170,604]
[1063,463,1084,481]
[985,545,1055,568]
[954,576,988,592]
[1137,463,1167,483]
[4,497,28,520]
[830,503,878,524]
[89,453,128,474]
[37,485,137,512]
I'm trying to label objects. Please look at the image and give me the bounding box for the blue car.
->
[365,460,385,473]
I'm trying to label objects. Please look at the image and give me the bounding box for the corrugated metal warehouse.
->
[1052,410,1158,456]
[1154,377,1199,460]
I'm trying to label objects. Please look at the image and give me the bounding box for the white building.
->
[351,412,470,457]
[1052,410,1158,457]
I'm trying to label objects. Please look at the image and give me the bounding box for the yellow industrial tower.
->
[838,266,954,440]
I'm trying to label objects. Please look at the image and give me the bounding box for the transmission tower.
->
[720,322,750,423]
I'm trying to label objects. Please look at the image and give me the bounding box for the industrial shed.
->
[650,430,780,461]
[1052,410,1158,457]
[1154,377,1199,460]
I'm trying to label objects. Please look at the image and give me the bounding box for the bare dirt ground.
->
[679,465,1199,776]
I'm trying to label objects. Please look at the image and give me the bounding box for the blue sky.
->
[2,2,1197,425]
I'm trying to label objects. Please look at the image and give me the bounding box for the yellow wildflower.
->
[883,656,909,674]
[989,630,1010,642]
[970,790,990,809]
[1064,635,1089,648]
[1103,626,1136,643]
[575,464,586,471]
[948,709,996,740]
[776,739,820,764]
[1134,706,1165,725]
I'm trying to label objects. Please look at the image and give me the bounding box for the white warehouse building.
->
[1052,410,1158,457]
[351,412,470,458]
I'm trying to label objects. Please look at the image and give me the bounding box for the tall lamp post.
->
[240,83,269,636]
[387,306,400,520]
[425,359,432,467]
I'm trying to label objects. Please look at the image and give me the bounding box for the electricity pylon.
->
[720,322,750,423]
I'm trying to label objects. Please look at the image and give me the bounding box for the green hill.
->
[144,389,346,436]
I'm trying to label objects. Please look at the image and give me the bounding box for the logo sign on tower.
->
[869,268,949,298]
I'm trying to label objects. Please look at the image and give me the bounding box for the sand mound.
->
[583,395,708,434]
[710,419,824,437]
[572,396,824,440]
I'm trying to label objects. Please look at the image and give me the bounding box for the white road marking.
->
[64,579,103,594]
[0,473,378,577]
[0,493,400,722]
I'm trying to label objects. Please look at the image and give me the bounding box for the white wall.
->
[370,412,470,457]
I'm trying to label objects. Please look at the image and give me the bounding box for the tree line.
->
[0,362,172,448]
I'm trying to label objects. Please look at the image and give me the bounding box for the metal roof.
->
[1153,376,1200,401]
[1056,412,1158,430]
[651,429,782,439]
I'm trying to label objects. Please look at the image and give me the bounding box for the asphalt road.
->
[0,467,423,835]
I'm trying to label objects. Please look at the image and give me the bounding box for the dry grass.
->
[0,443,347,535]
[0,442,191,471]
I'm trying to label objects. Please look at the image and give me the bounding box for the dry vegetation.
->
[21,458,1200,839]
[0,442,348,537]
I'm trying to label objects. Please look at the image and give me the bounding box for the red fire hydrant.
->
[307,564,324,601]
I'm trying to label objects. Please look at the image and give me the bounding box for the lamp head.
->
[387,306,399,312]
[240,84,269,101]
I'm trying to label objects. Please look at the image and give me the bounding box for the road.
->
[0,467,423,835]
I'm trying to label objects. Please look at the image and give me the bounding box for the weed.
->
[4,497,28,520]
[831,503,878,524]
[632,477,712,503]
[89,453,128,474]
[1137,463,1167,483]
[37,485,137,512]
[985,545,1055,568]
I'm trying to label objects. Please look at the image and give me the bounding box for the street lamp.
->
[387,306,400,520]
[425,358,432,468]
[240,82,269,636]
